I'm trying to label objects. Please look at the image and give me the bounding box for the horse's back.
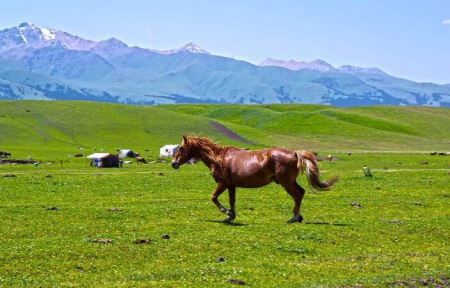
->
[226,147,296,166]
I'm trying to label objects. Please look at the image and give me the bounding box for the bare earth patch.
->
[133,239,152,244]
[88,238,113,244]
[389,275,449,287]
[228,279,246,285]
[210,121,253,145]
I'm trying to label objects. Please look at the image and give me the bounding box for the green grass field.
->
[0,101,449,287]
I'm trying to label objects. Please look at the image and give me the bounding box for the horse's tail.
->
[295,151,338,191]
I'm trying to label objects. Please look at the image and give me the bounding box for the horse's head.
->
[171,135,194,169]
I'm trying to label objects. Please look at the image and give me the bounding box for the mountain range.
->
[0,22,449,106]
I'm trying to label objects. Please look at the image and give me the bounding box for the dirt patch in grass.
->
[228,279,246,285]
[2,174,17,177]
[133,239,152,244]
[88,238,113,244]
[108,207,122,212]
[210,121,253,145]
[389,275,449,287]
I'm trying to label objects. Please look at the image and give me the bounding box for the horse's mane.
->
[184,135,235,165]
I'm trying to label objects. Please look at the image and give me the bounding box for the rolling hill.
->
[0,23,449,106]
[0,101,448,160]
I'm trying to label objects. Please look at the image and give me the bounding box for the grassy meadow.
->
[0,101,449,287]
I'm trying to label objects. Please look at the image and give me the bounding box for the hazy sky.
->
[1,0,449,83]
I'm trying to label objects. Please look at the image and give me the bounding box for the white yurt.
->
[118,149,136,158]
[159,145,179,157]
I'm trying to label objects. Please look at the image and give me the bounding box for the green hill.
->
[0,101,449,159]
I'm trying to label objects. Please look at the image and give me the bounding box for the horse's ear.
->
[182,135,188,145]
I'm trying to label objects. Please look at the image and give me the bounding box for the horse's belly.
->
[230,170,274,188]
[236,178,274,188]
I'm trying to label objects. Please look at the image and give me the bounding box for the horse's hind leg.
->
[294,182,306,222]
[282,181,305,223]
[223,187,236,223]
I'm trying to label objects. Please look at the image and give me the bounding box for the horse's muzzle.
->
[171,161,179,169]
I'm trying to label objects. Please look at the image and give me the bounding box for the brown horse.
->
[171,135,337,223]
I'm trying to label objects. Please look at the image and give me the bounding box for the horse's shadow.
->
[204,219,249,226]
[204,220,350,227]
[304,221,351,227]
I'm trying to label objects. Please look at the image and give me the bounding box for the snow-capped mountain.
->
[260,58,335,72]
[0,22,57,51]
[157,42,209,55]
[0,22,97,52]
[0,22,448,106]
[0,22,208,56]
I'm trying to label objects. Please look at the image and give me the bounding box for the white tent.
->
[118,149,135,158]
[160,145,179,157]
[86,153,121,168]
[86,153,111,159]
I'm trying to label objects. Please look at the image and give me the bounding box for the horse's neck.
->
[196,144,222,169]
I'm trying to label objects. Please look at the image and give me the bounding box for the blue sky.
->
[1,0,449,83]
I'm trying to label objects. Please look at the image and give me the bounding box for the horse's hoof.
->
[223,216,235,224]
[287,215,303,223]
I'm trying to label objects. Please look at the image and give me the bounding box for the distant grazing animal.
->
[171,135,338,223]
[136,156,147,164]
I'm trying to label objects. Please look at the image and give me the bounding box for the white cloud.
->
[442,19,450,25]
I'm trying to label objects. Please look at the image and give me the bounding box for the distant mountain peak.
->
[96,37,128,49]
[310,58,330,65]
[18,22,56,40]
[260,58,388,76]
[180,42,207,53]
[17,22,47,30]
[5,22,57,45]
[18,22,36,28]
[0,23,99,52]
[259,58,334,72]
[338,65,387,76]
[98,37,128,48]
[158,42,209,55]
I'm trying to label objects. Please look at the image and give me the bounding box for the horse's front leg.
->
[211,183,229,216]
[223,187,236,223]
